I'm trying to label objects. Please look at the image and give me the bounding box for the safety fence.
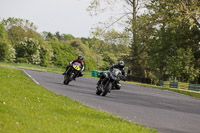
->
[91,70,110,78]
[160,80,200,91]
[126,75,200,92]
[126,75,152,84]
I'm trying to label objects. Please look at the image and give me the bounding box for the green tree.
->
[147,23,200,82]
[0,24,11,61]
[55,31,61,41]
[90,28,131,69]
[50,41,76,68]
[69,39,98,70]
[166,48,198,82]
[61,34,75,42]
[1,17,42,46]
[41,31,58,41]
[145,0,200,82]
[15,37,40,64]
[39,42,53,67]
[87,0,150,74]
[0,22,17,62]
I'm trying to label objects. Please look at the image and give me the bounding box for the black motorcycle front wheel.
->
[63,77,69,85]
[64,74,74,85]
[96,90,102,95]
[102,82,112,96]
[96,83,103,95]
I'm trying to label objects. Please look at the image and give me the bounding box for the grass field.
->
[0,67,157,133]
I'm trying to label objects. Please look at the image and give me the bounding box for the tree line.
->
[0,17,129,72]
[0,0,200,83]
[88,0,200,83]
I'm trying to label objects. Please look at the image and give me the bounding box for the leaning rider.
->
[96,60,126,89]
[63,55,84,77]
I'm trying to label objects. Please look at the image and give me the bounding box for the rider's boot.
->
[78,72,83,77]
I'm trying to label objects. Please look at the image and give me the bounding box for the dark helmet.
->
[78,55,84,62]
[118,61,125,68]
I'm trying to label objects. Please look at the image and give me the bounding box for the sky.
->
[0,0,109,38]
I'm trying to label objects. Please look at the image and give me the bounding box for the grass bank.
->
[0,67,157,133]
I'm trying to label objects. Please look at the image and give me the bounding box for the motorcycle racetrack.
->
[24,69,200,133]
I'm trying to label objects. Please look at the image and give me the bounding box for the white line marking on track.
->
[23,70,40,85]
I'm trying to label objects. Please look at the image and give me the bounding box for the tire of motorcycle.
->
[102,82,112,96]
[63,75,68,85]
[96,90,102,95]
[64,74,73,85]
[96,83,103,95]
[63,79,67,85]
[68,74,74,83]
[64,77,69,85]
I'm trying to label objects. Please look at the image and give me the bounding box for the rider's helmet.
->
[78,55,84,62]
[118,61,125,69]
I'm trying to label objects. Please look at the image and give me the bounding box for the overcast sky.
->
[0,0,109,38]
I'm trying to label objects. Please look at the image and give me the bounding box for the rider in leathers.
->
[63,55,84,77]
[96,61,126,90]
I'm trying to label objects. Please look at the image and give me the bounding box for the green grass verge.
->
[0,67,157,133]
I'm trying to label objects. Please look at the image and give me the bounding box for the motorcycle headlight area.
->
[110,74,117,80]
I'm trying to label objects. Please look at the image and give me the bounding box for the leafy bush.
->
[50,41,76,68]
[15,37,40,64]
[84,58,97,72]
[0,24,9,61]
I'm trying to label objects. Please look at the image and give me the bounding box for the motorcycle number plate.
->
[73,65,80,70]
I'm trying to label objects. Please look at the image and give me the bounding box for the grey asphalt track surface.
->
[24,69,200,133]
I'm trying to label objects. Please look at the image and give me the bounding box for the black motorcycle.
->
[63,62,82,85]
[96,68,125,96]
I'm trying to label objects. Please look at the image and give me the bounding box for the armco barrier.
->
[188,84,200,91]
[163,81,170,88]
[178,82,189,90]
[91,70,97,77]
[160,80,164,86]
[169,82,178,88]
[126,75,151,84]
[96,71,102,77]
[91,70,102,77]
[91,70,110,77]
[160,81,200,92]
